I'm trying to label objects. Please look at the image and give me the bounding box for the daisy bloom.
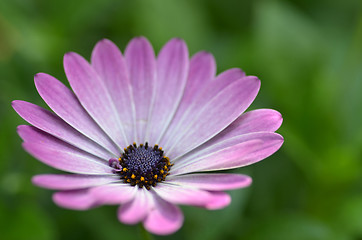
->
[12,37,283,235]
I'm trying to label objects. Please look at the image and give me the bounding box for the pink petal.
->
[32,174,120,190]
[53,189,99,210]
[64,52,127,149]
[178,51,216,108]
[125,37,156,143]
[161,68,245,150]
[166,76,261,159]
[12,101,113,159]
[198,68,246,101]
[91,39,136,143]
[146,38,189,145]
[204,192,231,210]
[118,188,151,224]
[159,51,216,146]
[19,126,113,175]
[167,173,252,191]
[34,73,119,155]
[89,184,137,205]
[174,132,280,166]
[210,109,283,144]
[143,191,183,235]
[154,183,231,210]
[172,132,284,175]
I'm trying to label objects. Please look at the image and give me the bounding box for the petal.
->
[125,37,156,143]
[167,173,252,191]
[174,132,280,165]
[166,76,261,159]
[154,183,230,210]
[118,188,151,224]
[64,52,127,149]
[91,39,136,143]
[19,126,113,175]
[159,51,216,145]
[89,184,137,205]
[32,174,120,190]
[204,192,231,210]
[146,38,189,145]
[210,109,283,144]
[178,51,216,108]
[53,189,99,210]
[143,191,183,235]
[161,68,245,150]
[195,68,246,104]
[12,101,114,159]
[34,73,119,155]
[172,132,284,175]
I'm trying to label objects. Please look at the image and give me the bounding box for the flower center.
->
[109,142,172,190]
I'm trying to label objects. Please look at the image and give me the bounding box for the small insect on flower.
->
[12,37,283,235]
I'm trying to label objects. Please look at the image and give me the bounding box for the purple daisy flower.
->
[12,37,283,235]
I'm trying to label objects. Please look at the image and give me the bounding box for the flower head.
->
[13,37,283,235]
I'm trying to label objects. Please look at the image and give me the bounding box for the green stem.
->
[139,224,154,240]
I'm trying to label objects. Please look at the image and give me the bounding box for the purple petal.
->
[167,173,252,191]
[32,174,120,190]
[12,101,114,159]
[34,73,119,155]
[174,132,280,166]
[154,183,231,210]
[172,132,284,175]
[53,189,99,210]
[204,192,231,210]
[64,52,127,149]
[171,51,216,117]
[146,38,189,145]
[118,188,151,224]
[197,68,246,101]
[166,76,261,159]
[89,184,137,205]
[19,126,113,175]
[161,68,245,150]
[143,191,183,235]
[210,109,283,144]
[91,39,136,143]
[159,51,216,145]
[178,51,216,108]
[125,37,156,143]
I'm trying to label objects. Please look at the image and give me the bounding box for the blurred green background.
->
[1,0,362,239]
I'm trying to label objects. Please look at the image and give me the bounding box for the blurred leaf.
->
[244,213,348,240]
[0,201,56,240]
[131,0,211,53]
[335,194,362,238]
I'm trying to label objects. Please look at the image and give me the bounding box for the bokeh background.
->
[1,0,362,239]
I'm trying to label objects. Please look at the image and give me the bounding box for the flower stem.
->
[139,224,154,240]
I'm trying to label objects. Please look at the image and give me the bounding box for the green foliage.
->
[0,0,361,239]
